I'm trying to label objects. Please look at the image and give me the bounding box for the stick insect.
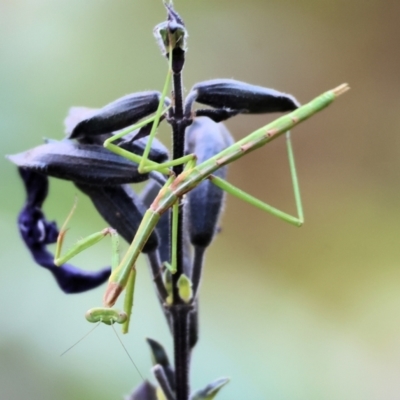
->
[54,44,348,333]
[6,6,349,399]
[46,11,349,334]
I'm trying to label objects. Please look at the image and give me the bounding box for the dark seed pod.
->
[75,183,158,253]
[190,79,300,114]
[69,91,163,139]
[194,108,240,123]
[64,106,169,161]
[119,135,169,165]
[64,106,97,136]
[186,117,234,248]
[8,139,166,186]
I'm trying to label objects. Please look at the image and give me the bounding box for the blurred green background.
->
[1,1,400,399]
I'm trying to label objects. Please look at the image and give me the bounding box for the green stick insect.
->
[7,5,349,398]
[22,13,348,335]
[53,44,349,333]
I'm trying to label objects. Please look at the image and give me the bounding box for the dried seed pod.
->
[69,91,163,139]
[8,139,166,186]
[64,106,169,161]
[75,183,159,253]
[190,79,300,114]
[64,106,97,136]
[194,108,240,123]
[186,117,234,248]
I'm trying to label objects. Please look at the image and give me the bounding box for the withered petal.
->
[17,169,110,294]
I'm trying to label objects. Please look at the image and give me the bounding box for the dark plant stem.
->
[171,68,185,300]
[173,71,184,120]
[170,64,192,400]
[171,305,191,400]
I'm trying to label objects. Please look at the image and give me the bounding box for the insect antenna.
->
[60,322,101,357]
[110,323,144,381]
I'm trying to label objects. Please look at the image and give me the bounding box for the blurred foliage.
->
[1,0,400,399]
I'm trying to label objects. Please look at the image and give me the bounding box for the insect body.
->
[101,84,348,312]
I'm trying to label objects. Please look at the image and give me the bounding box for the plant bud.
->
[146,338,175,391]
[177,274,193,303]
[191,377,230,400]
[146,338,171,367]
[126,381,157,400]
[154,3,187,55]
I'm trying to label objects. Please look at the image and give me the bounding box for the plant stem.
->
[171,304,191,400]
[171,67,185,302]
[170,62,192,400]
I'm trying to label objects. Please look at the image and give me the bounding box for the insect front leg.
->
[54,199,120,267]
[53,200,135,329]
